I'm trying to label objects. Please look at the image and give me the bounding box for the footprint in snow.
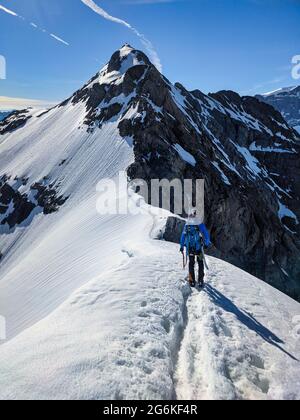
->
[249,354,265,370]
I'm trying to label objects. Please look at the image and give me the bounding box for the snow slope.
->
[0,241,299,400]
[175,258,300,400]
[0,101,140,339]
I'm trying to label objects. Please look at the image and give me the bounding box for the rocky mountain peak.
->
[106,44,151,75]
[1,46,300,300]
[56,45,155,125]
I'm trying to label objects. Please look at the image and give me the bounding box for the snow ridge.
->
[0,243,299,400]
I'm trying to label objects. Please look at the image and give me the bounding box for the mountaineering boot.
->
[189,273,196,287]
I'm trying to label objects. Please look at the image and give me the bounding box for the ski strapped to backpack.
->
[182,249,188,269]
[201,246,209,271]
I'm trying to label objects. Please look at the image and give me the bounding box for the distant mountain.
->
[256,86,300,134]
[0,111,13,121]
[1,45,300,304]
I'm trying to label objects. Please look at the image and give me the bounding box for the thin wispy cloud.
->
[0,4,17,16]
[242,76,288,95]
[0,3,69,47]
[50,34,70,46]
[81,0,162,72]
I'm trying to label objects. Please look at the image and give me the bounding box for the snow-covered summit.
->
[82,44,150,90]
[262,86,299,97]
[257,86,300,133]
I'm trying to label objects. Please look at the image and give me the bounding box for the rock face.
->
[103,46,300,300]
[0,175,68,232]
[0,109,31,134]
[256,86,300,134]
[1,45,300,301]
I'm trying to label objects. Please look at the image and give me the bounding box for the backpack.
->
[185,225,202,254]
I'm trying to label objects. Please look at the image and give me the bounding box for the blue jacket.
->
[180,223,211,252]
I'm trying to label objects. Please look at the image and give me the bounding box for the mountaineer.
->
[180,210,211,287]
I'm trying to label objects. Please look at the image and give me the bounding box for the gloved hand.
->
[180,248,184,254]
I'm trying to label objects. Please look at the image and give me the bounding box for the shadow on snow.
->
[205,284,298,362]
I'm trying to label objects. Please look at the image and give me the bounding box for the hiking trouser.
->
[189,254,204,284]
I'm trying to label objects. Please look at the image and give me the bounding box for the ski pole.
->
[182,250,187,269]
[201,247,209,271]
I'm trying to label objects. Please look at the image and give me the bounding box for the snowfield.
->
[0,111,139,339]
[175,258,300,400]
[0,238,299,400]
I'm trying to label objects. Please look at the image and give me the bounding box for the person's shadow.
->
[205,284,298,362]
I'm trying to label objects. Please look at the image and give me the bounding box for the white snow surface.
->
[0,99,142,339]
[173,144,196,166]
[278,201,299,224]
[250,142,296,154]
[175,258,300,400]
[262,86,298,97]
[0,243,299,400]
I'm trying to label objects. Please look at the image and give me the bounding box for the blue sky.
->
[0,0,299,109]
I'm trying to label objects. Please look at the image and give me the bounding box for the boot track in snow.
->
[174,259,300,400]
[0,243,299,400]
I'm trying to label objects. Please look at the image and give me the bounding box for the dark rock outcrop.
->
[0,109,32,134]
[0,176,68,229]
[164,217,185,244]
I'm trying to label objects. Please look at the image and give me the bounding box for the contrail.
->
[81,0,162,72]
[0,3,69,47]
[50,34,70,46]
[0,4,18,16]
